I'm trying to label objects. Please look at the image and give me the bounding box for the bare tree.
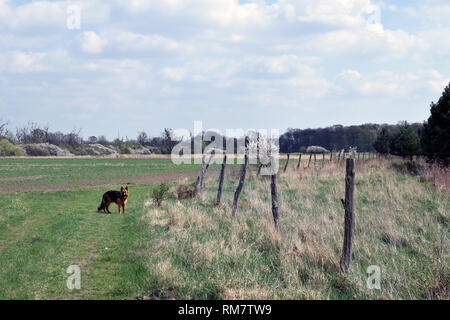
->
[0,118,9,139]
[137,131,148,146]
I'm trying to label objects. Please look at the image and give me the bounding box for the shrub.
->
[23,144,50,156]
[152,183,170,207]
[0,139,25,156]
[392,160,424,176]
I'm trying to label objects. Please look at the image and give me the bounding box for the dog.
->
[97,186,129,214]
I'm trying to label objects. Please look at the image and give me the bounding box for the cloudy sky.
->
[1,0,449,139]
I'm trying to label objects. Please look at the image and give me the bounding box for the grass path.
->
[0,184,157,299]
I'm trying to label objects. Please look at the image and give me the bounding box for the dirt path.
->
[0,170,205,192]
[0,175,49,182]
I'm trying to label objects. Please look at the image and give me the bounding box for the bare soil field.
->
[0,170,203,192]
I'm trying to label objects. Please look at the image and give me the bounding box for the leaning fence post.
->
[194,153,206,194]
[216,153,227,205]
[307,153,313,168]
[283,154,290,173]
[271,173,280,230]
[232,137,249,217]
[201,150,216,189]
[340,158,355,273]
[297,154,302,169]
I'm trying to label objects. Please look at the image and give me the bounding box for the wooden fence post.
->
[232,137,249,217]
[297,154,302,169]
[194,153,206,194]
[271,173,280,230]
[363,152,365,161]
[330,151,333,162]
[322,152,325,167]
[201,150,216,189]
[283,154,290,173]
[307,153,313,168]
[216,153,227,205]
[314,153,317,166]
[340,158,355,273]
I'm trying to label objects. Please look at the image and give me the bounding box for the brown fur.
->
[98,186,129,214]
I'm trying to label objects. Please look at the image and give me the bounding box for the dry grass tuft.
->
[139,157,449,299]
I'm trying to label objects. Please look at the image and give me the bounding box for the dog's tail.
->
[98,196,105,211]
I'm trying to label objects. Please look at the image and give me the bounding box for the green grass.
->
[0,157,448,300]
[0,184,162,299]
[0,158,210,186]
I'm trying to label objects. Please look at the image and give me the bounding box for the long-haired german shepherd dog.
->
[98,186,129,214]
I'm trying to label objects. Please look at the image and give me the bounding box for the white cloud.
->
[112,31,182,52]
[0,50,69,73]
[335,69,448,96]
[78,31,107,54]
[1,0,449,137]
[0,0,66,31]
[162,67,186,82]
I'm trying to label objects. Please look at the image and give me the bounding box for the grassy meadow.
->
[0,157,208,187]
[0,156,448,299]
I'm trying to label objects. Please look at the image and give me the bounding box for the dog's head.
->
[120,186,129,200]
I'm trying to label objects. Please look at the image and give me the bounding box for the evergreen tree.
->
[373,127,391,155]
[421,83,450,165]
[390,123,421,160]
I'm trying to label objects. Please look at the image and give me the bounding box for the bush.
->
[152,183,170,207]
[0,139,25,156]
[23,144,50,156]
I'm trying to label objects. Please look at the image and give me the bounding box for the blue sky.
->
[1,0,449,139]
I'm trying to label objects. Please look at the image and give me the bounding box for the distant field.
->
[0,157,220,191]
[0,156,448,299]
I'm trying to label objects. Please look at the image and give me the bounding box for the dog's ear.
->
[120,186,124,191]
[125,186,129,191]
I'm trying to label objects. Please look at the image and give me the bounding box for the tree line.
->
[1,83,448,164]
[373,83,449,165]
[279,122,422,154]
